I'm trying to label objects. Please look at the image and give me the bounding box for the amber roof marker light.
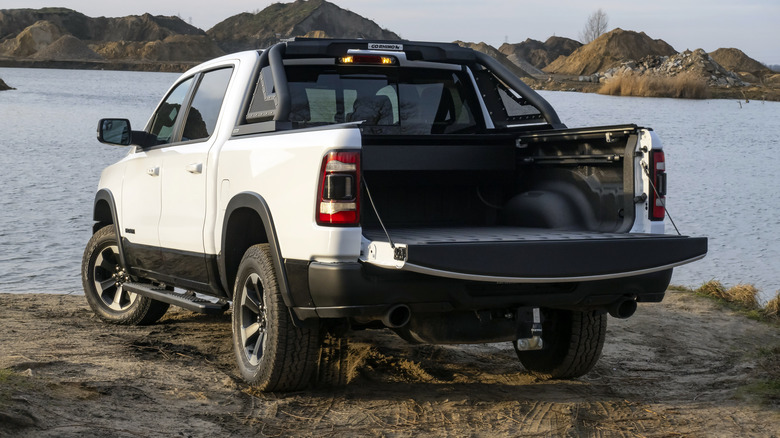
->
[338,55,397,65]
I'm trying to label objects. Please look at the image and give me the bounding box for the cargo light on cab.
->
[339,55,396,65]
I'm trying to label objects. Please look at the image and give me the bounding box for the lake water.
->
[1,68,778,302]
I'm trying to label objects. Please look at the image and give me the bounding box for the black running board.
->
[124,283,229,315]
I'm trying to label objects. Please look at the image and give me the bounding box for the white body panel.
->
[214,126,364,262]
[119,150,161,247]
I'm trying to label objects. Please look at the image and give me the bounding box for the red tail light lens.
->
[317,151,360,226]
[649,150,666,221]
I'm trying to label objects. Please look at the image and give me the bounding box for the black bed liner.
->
[362,227,708,281]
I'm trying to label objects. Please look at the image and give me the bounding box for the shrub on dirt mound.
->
[709,48,771,76]
[544,28,676,76]
[33,35,103,60]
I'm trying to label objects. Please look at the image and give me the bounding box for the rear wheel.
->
[514,309,607,379]
[312,329,351,388]
[81,226,169,325]
[232,244,319,391]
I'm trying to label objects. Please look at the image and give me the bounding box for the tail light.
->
[317,151,360,226]
[649,149,666,221]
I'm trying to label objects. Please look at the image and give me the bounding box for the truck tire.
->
[82,225,170,325]
[514,309,606,379]
[232,244,319,391]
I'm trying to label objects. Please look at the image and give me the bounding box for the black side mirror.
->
[97,118,132,146]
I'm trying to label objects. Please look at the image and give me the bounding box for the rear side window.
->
[147,67,233,146]
[282,66,482,134]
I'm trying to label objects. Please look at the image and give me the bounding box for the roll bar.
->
[472,51,565,129]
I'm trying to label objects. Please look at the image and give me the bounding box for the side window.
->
[149,77,194,145]
[182,68,233,141]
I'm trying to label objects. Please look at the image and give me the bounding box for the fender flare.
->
[93,189,128,270]
[219,192,293,306]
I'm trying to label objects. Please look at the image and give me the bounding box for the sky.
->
[5,0,779,64]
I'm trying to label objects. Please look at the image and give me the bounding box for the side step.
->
[124,283,229,315]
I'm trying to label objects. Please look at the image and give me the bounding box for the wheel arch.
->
[220,192,291,305]
[92,189,128,269]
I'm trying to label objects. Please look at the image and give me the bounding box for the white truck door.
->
[120,76,195,273]
[157,67,233,281]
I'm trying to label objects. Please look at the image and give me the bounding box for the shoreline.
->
[2,58,778,101]
[528,75,780,102]
[0,58,197,73]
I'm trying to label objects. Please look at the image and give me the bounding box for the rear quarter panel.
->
[215,127,364,262]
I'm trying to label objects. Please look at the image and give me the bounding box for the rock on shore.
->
[0,77,13,90]
[591,48,747,87]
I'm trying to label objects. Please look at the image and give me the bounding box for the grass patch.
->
[692,280,779,324]
[0,369,31,407]
[739,346,780,406]
[599,71,709,99]
[764,292,780,319]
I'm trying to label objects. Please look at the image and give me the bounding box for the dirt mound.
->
[709,48,771,76]
[87,13,205,42]
[33,35,103,60]
[0,8,203,42]
[0,7,209,66]
[0,20,64,58]
[302,30,330,39]
[93,35,223,62]
[207,0,400,52]
[499,36,581,69]
[544,28,677,76]
[456,41,537,78]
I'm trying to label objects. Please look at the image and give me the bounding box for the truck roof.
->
[277,38,480,64]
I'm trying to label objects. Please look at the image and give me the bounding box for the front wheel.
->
[232,244,319,391]
[81,226,169,325]
[514,309,607,379]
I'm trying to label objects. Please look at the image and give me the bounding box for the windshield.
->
[284,65,483,134]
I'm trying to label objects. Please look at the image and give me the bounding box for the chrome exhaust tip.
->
[381,304,411,328]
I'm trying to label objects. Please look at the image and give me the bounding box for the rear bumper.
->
[287,259,674,320]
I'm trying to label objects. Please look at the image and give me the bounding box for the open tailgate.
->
[361,227,707,283]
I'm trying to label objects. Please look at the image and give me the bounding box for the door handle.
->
[146,167,160,176]
[185,163,203,174]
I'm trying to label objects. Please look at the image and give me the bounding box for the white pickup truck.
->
[83,39,707,391]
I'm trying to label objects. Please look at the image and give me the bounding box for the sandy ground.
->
[0,290,778,437]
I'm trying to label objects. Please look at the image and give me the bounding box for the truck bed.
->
[362,226,708,282]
